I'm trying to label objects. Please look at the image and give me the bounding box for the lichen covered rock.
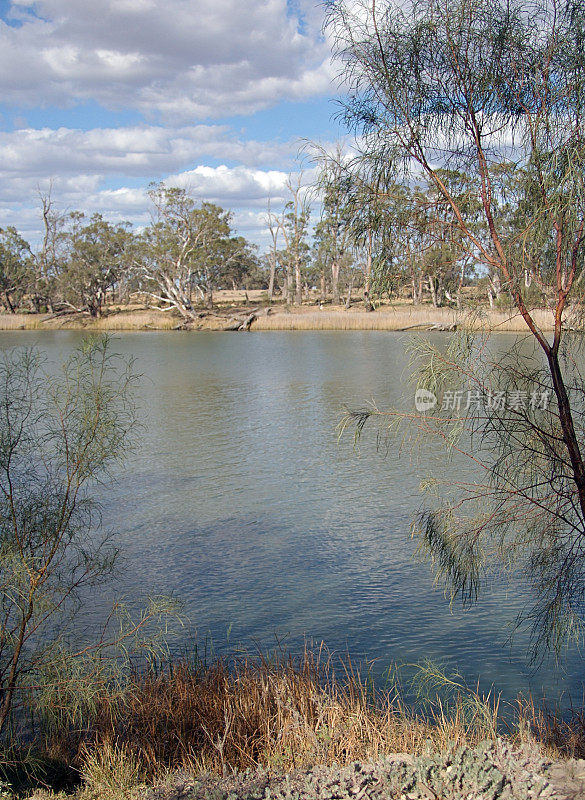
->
[147,740,582,800]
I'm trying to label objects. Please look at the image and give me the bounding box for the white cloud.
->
[0,159,308,250]
[0,123,298,182]
[163,165,290,206]
[0,0,333,120]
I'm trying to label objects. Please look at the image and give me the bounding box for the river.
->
[1,329,583,706]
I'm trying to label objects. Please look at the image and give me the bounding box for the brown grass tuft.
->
[71,649,557,779]
[79,741,144,799]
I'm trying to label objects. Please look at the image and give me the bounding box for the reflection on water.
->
[1,330,583,704]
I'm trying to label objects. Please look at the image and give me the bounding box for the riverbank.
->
[0,304,558,333]
[16,650,585,800]
[129,743,585,800]
[30,743,585,800]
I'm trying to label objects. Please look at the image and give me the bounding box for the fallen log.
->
[398,322,458,332]
[222,318,244,331]
[222,307,270,331]
[238,311,257,331]
[41,309,85,322]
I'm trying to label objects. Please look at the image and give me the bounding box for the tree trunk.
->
[283,269,292,304]
[428,276,438,308]
[331,262,340,304]
[411,279,419,305]
[364,228,373,295]
[295,259,302,305]
[268,256,276,302]
[548,349,585,522]
[490,273,502,301]
[345,274,354,309]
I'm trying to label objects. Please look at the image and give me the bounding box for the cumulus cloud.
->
[0,121,308,243]
[0,123,297,181]
[0,0,334,120]
[163,165,291,206]
[0,161,307,248]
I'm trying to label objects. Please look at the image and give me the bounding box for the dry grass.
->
[63,649,577,781]
[0,305,562,332]
[515,695,585,759]
[7,648,581,800]
[0,314,46,330]
[255,308,460,331]
[79,742,144,799]
[253,307,557,332]
[90,311,179,331]
[214,289,269,305]
[0,311,179,332]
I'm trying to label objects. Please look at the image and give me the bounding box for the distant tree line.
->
[1,182,264,322]
[267,154,551,313]
[1,157,556,322]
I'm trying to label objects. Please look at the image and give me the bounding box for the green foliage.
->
[0,186,260,317]
[330,0,585,656]
[0,336,145,734]
[0,228,32,314]
[311,148,355,301]
[134,183,259,316]
[59,214,132,317]
[326,0,585,297]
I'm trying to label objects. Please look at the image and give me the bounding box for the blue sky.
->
[0,0,344,249]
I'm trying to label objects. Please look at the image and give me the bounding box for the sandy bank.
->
[0,306,560,333]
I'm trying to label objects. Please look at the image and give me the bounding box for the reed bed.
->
[0,314,46,330]
[1,648,582,799]
[0,306,561,332]
[253,307,556,332]
[90,311,178,331]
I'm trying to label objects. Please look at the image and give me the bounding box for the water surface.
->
[2,330,583,705]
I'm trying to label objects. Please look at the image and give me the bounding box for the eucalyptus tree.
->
[329,0,585,652]
[418,170,480,307]
[311,218,333,302]
[215,235,261,293]
[346,179,386,307]
[312,146,355,304]
[135,184,236,316]
[0,227,32,313]
[31,189,63,313]
[59,213,132,317]
[279,175,311,305]
[265,204,281,301]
